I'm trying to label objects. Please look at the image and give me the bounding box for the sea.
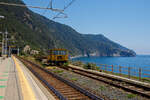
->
[72,55,150,78]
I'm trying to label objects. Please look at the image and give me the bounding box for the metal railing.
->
[99,64,150,82]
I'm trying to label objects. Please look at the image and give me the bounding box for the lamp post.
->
[0,15,5,57]
[0,32,2,56]
[4,30,8,56]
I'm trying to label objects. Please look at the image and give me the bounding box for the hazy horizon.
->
[23,0,150,55]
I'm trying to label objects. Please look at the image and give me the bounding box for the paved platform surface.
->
[0,56,56,100]
[0,57,21,100]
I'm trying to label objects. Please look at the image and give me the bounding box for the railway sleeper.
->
[72,67,150,90]
[17,56,104,100]
[66,94,86,98]
[70,67,150,99]
[61,92,83,95]
[67,96,89,100]
[60,90,82,93]
[55,87,74,90]
[68,97,89,100]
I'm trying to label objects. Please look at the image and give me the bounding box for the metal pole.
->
[139,68,142,81]
[128,67,131,79]
[99,64,102,72]
[6,31,8,56]
[2,32,5,56]
[119,66,122,76]
[112,65,114,73]
[4,31,5,56]
[105,64,107,72]
[9,46,10,57]
[0,15,4,57]
[2,32,4,56]
[17,48,19,56]
[4,31,6,55]
[5,30,8,56]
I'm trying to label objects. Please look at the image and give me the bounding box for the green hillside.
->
[0,0,136,56]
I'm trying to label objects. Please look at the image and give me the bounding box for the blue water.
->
[72,55,150,78]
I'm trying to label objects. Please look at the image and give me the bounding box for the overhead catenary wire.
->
[53,12,68,19]
[0,1,76,20]
[63,0,76,10]
[42,0,53,16]
[52,0,76,19]
[0,2,63,12]
[50,0,53,9]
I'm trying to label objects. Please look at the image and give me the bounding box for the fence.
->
[99,64,150,82]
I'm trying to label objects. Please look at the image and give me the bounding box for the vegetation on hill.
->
[0,0,136,57]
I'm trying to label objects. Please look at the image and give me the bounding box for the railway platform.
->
[0,56,56,100]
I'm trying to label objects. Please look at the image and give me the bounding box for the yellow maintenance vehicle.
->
[47,48,69,65]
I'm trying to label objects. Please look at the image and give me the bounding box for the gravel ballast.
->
[47,67,149,100]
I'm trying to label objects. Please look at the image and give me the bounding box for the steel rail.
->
[18,57,67,100]
[65,65,150,98]
[16,56,104,100]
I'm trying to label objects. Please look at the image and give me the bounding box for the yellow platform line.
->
[12,56,36,100]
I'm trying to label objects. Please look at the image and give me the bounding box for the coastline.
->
[70,54,137,60]
[70,55,85,59]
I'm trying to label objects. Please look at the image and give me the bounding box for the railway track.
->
[16,56,104,100]
[61,65,150,99]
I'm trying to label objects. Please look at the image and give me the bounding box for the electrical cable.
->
[52,0,76,19]
[0,2,63,12]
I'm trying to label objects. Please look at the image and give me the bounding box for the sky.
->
[23,0,150,55]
